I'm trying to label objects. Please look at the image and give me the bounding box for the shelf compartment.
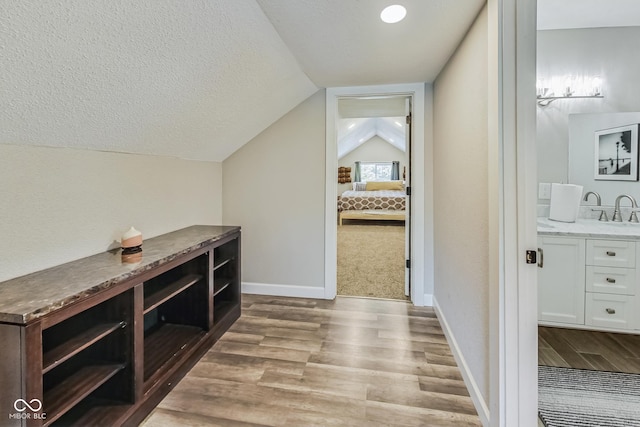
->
[143,274,202,314]
[50,398,131,427]
[214,300,235,323]
[43,364,125,426]
[214,277,233,297]
[144,323,205,385]
[43,322,125,374]
[213,257,235,271]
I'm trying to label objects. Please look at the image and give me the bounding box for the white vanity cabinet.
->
[538,231,640,333]
[538,236,586,325]
[585,240,638,330]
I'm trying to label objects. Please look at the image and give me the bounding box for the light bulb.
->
[380,5,407,24]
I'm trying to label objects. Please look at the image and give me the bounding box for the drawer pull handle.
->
[606,251,616,256]
[606,277,616,283]
[606,308,616,314]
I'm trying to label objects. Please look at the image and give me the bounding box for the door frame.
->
[325,83,431,306]
[489,0,538,425]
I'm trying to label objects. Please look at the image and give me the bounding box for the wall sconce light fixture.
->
[537,75,603,106]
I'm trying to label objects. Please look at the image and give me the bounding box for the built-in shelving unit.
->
[213,237,240,325]
[0,226,241,427]
[41,290,133,427]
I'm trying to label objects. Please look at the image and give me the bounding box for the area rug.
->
[337,223,407,300]
[538,365,640,427]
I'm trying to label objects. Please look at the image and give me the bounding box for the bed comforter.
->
[338,190,406,212]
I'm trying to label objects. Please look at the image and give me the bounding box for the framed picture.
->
[594,124,639,181]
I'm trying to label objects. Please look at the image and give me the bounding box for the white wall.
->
[0,144,222,282]
[338,135,406,193]
[222,90,326,296]
[537,27,640,187]
[432,4,490,417]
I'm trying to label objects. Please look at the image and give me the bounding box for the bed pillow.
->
[353,182,367,191]
[365,181,403,191]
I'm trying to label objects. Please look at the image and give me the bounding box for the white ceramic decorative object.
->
[121,226,143,249]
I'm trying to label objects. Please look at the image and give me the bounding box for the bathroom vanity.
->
[538,218,640,333]
[0,225,241,426]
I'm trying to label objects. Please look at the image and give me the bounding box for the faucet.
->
[584,191,608,221]
[613,194,639,222]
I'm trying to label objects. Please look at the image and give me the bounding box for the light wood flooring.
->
[141,294,481,427]
[539,326,640,373]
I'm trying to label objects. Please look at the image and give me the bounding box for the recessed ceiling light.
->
[380,5,406,24]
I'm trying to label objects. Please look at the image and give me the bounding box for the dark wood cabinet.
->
[0,226,240,427]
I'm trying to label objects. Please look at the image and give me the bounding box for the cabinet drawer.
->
[586,240,635,268]
[585,293,635,330]
[586,266,636,295]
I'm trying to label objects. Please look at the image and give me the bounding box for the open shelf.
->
[214,277,233,297]
[43,322,125,374]
[214,300,236,323]
[51,398,131,427]
[143,274,202,314]
[213,257,234,271]
[43,364,125,426]
[143,323,205,385]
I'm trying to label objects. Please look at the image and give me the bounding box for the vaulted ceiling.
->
[338,117,406,159]
[0,0,485,161]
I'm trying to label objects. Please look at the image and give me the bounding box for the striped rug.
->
[538,365,640,427]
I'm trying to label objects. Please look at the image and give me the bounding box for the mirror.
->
[536,24,640,204]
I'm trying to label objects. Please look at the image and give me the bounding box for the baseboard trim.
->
[242,282,327,299]
[433,296,490,425]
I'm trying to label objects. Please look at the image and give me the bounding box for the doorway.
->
[335,96,411,300]
[535,4,640,425]
[324,83,430,307]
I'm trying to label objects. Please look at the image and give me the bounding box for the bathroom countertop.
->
[0,225,240,325]
[538,217,640,239]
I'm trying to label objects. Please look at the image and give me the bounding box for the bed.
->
[338,181,406,225]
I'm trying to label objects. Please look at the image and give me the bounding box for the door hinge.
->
[525,250,537,264]
[406,259,411,269]
[406,113,412,125]
[406,186,411,196]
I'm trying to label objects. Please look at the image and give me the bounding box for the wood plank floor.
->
[538,326,640,374]
[141,295,481,427]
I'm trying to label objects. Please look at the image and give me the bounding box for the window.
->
[360,162,392,181]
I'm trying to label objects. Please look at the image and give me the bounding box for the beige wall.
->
[433,4,490,405]
[222,90,326,292]
[338,136,406,193]
[0,144,222,282]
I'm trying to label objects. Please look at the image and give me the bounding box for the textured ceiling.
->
[0,0,317,161]
[0,0,485,161]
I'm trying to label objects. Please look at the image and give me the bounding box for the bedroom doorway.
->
[324,83,429,307]
[335,96,411,300]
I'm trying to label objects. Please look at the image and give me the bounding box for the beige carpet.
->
[337,222,407,300]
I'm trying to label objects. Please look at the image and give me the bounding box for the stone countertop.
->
[0,225,240,325]
[538,217,640,239]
